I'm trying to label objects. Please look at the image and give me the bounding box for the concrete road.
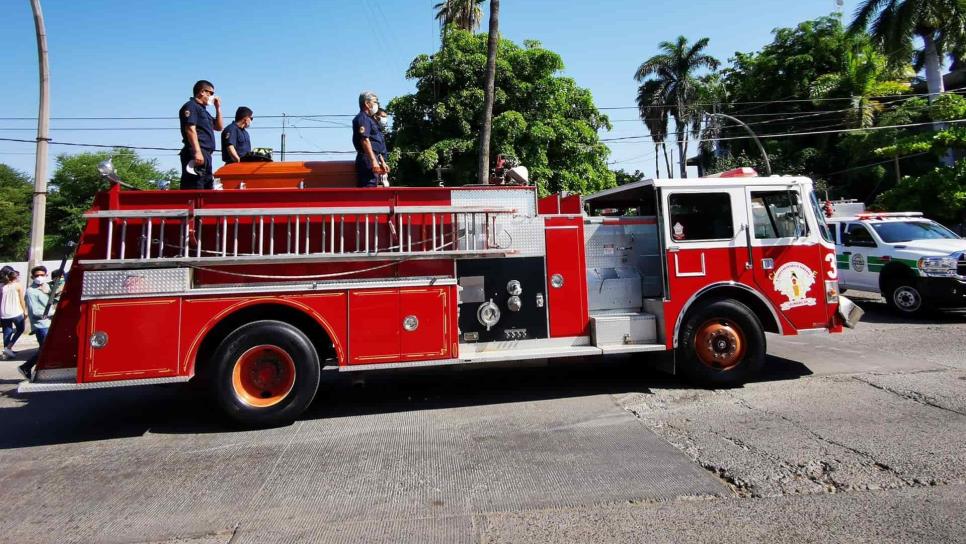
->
[0,291,964,543]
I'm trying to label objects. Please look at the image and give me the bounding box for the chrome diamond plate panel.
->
[82,268,191,300]
[451,189,537,217]
[458,215,544,257]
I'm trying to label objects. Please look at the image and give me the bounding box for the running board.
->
[18,375,190,393]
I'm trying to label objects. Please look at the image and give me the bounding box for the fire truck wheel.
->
[677,299,765,387]
[211,320,321,427]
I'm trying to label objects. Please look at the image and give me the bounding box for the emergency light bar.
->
[707,167,758,178]
[855,212,924,219]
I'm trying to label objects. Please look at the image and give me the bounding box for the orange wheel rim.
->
[231,345,296,408]
[694,318,746,370]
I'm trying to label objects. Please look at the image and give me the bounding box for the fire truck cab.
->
[19,163,859,426]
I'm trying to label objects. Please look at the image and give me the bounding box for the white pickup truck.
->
[826,211,966,316]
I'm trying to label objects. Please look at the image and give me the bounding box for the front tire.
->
[211,320,321,427]
[885,281,929,317]
[677,299,766,387]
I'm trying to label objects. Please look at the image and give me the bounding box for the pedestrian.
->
[179,80,224,189]
[222,107,253,164]
[1,268,27,360]
[352,91,389,188]
[19,267,52,380]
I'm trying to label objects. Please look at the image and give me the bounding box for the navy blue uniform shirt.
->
[352,111,386,160]
[221,122,251,163]
[179,99,216,152]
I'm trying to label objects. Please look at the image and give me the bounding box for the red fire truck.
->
[18,161,861,426]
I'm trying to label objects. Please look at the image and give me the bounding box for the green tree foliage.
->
[874,158,966,228]
[614,169,646,186]
[809,44,909,128]
[388,30,615,195]
[716,15,916,197]
[46,148,177,249]
[0,164,33,261]
[849,0,966,97]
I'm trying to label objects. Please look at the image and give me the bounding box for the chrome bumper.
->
[837,296,864,328]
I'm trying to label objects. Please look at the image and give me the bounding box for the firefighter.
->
[352,91,389,187]
[222,107,253,164]
[179,80,224,189]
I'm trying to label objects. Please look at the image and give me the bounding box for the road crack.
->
[852,376,966,417]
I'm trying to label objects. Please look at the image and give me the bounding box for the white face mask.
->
[369,102,379,115]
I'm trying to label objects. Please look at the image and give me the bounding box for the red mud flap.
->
[837,296,864,329]
[17,368,189,393]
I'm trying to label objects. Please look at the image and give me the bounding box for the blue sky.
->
[1,0,860,181]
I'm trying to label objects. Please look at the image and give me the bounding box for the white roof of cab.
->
[584,176,814,207]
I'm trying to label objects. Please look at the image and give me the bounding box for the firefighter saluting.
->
[352,91,389,187]
[178,80,224,190]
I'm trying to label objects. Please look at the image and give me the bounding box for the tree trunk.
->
[662,143,671,179]
[922,31,954,166]
[477,0,500,184]
[922,32,945,100]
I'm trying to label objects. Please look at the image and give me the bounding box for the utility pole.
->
[280,113,287,162]
[28,0,50,268]
[477,0,499,184]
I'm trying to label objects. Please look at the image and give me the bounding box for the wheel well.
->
[683,286,780,335]
[879,262,917,291]
[193,304,336,379]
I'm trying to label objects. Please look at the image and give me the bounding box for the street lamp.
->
[27,0,50,269]
[705,112,772,176]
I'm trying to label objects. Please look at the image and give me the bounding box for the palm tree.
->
[635,36,720,178]
[810,44,909,128]
[636,80,671,177]
[849,0,966,99]
[434,0,485,34]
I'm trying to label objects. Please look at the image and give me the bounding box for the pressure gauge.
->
[507,296,522,312]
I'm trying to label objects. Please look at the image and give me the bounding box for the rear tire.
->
[677,299,766,387]
[211,320,321,427]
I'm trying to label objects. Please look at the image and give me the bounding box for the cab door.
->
[839,223,879,291]
[744,185,830,330]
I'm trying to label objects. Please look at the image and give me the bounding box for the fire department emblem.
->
[851,253,865,272]
[771,262,817,311]
[182,109,190,118]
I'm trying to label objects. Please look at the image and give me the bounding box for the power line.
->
[600,117,966,144]
[0,136,354,154]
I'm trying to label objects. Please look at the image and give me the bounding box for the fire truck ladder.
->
[79,206,518,269]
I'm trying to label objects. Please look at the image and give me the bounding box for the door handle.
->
[742,223,753,270]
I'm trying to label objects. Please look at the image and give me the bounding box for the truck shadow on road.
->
[0,354,812,449]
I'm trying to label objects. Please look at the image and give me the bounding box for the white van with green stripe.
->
[827,212,966,316]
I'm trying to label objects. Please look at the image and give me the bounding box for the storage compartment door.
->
[545,218,589,337]
[348,289,400,364]
[399,287,451,361]
[85,298,181,381]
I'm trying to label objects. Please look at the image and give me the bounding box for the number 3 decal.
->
[825,252,838,279]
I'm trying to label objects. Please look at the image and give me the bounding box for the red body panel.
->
[544,217,589,337]
[662,245,838,348]
[348,287,453,364]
